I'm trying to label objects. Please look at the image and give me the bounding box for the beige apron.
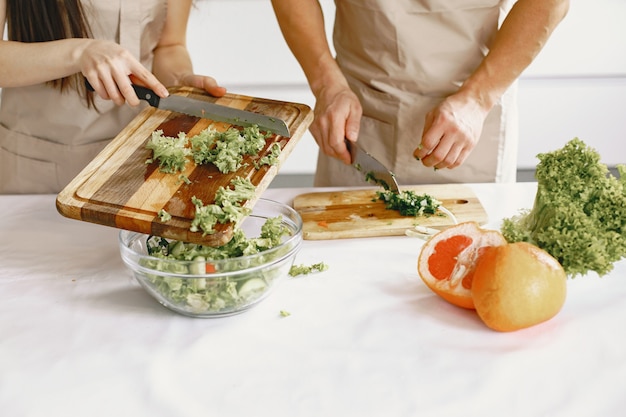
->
[0,0,167,194]
[315,0,519,187]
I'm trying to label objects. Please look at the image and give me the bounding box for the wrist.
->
[308,58,349,99]
[455,80,502,114]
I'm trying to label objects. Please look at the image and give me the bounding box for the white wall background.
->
[515,0,626,169]
[187,0,626,175]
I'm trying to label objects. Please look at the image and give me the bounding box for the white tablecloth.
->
[1,183,625,417]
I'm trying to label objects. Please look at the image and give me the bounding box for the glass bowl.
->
[119,198,303,318]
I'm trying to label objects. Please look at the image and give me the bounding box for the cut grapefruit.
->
[417,221,507,309]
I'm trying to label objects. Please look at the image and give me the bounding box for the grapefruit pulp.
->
[417,221,507,309]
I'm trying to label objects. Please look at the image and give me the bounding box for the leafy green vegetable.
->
[179,174,191,185]
[255,142,282,168]
[376,190,442,217]
[501,138,626,277]
[189,126,270,174]
[189,177,256,236]
[214,177,256,206]
[241,125,271,154]
[145,130,191,173]
[158,209,172,222]
[146,124,273,175]
[289,262,329,277]
[141,217,292,314]
[364,171,395,191]
[147,219,290,263]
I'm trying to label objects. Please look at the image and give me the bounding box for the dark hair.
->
[6,0,95,106]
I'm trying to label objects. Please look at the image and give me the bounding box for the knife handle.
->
[83,79,160,107]
[131,84,160,107]
[344,138,356,165]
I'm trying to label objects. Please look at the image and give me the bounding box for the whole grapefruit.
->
[471,241,567,332]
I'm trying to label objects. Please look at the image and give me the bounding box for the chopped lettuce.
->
[145,130,191,173]
[289,262,329,277]
[158,209,172,222]
[189,177,256,236]
[188,126,271,174]
[146,124,273,175]
[255,142,282,168]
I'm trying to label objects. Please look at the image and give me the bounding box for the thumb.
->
[344,111,361,142]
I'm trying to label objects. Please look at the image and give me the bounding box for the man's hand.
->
[413,93,489,170]
[310,84,362,165]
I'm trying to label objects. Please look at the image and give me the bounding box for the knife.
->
[345,139,400,193]
[85,80,291,137]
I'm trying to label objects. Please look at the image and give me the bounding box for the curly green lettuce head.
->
[501,138,626,277]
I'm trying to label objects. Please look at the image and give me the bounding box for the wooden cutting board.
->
[57,87,312,246]
[292,184,489,240]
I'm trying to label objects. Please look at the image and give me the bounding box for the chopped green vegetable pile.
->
[190,125,270,173]
[145,124,277,175]
[189,177,256,236]
[145,131,190,173]
[376,190,442,217]
[501,138,626,277]
[144,124,282,236]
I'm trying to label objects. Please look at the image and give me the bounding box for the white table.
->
[1,183,625,417]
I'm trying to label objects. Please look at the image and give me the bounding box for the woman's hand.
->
[179,73,227,98]
[79,39,169,106]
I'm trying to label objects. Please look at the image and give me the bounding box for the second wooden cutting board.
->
[292,184,489,240]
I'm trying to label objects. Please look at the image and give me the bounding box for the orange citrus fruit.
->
[417,221,507,309]
[471,241,567,332]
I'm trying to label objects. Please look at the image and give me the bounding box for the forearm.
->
[0,38,90,87]
[457,0,569,111]
[152,0,193,87]
[270,0,347,97]
[152,44,194,87]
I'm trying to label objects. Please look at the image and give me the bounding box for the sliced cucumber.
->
[189,256,206,275]
[237,278,267,298]
[169,240,186,257]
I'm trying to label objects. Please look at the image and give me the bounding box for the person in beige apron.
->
[0,0,225,194]
[271,0,569,186]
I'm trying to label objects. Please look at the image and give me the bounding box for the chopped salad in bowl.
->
[119,199,303,317]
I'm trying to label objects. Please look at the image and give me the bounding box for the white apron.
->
[315,0,519,187]
[0,0,167,194]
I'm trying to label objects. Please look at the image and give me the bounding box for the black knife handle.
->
[84,78,95,92]
[83,78,160,107]
[344,138,356,165]
[131,84,160,107]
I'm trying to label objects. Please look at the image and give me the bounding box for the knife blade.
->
[345,139,400,193]
[86,81,291,137]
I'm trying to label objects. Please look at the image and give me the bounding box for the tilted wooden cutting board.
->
[292,184,489,240]
[57,87,312,246]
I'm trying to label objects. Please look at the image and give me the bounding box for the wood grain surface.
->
[292,184,489,240]
[56,87,313,246]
